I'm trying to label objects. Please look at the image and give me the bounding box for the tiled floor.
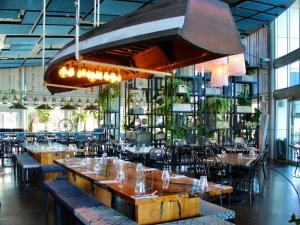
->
[0,162,299,225]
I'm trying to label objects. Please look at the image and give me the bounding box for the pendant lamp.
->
[227,54,246,76]
[211,64,229,87]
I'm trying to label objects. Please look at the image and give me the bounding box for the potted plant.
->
[237,84,252,113]
[171,79,192,112]
[37,109,50,131]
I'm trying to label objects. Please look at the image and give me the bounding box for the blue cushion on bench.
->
[201,200,235,221]
[40,165,66,173]
[15,153,31,162]
[18,157,40,169]
[44,180,101,213]
[75,206,137,225]
[163,217,235,225]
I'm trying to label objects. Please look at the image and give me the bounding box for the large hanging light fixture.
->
[36,96,53,110]
[60,104,77,110]
[9,102,28,110]
[60,97,77,110]
[211,64,229,87]
[227,54,246,76]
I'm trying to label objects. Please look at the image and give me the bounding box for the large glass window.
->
[275,100,288,160]
[275,0,300,58]
[275,61,300,90]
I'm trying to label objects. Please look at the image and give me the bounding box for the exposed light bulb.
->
[87,70,96,82]
[95,71,103,80]
[81,69,87,78]
[110,72,117,83]
[104,72,110,81]
[77,69,83,78]
[116,75,122,82]
[59,66,68,78]
[67,67,75,77]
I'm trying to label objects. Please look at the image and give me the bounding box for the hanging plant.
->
[98,84,120,113]
[37,109,50,123]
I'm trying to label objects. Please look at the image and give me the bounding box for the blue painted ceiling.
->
[0,0,295,68]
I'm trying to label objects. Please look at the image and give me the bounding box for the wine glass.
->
[94,163,100,174]
[135,180,145,195]
[199,176,208,191]
[136,163,144,178]
[161,169,170,183]
[65,154,71,163]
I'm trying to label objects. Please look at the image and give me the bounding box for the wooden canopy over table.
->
[55,158,232,224]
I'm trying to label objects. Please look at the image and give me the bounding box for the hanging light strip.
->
[58,61,122,84]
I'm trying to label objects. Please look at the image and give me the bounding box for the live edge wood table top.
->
[54,158,233,225]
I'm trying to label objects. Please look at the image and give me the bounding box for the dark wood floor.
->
[0,162,299,225]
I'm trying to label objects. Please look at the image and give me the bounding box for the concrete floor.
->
[0,162,299,225]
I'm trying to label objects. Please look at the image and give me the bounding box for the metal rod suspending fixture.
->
[97,0,100,27]
[75,0,80,61]
[42,0,46,76]
[94,0,97,27]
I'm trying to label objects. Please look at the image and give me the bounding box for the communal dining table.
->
[55,157,233,224]
[23,142,84,165]
[217,153,259,167]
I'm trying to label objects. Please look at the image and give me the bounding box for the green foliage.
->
[27,113,33,132]
[71,110,88,131]
[206,97,231,113]
[289,214,300,225]
[238,84,252,106]
[122,121,135,131]
[245,60,257,75]
[98,84,120,113]
[37,110,50,123]
[251,108,262,123]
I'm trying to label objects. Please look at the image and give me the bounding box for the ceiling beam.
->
[5,34,75,38]
[29,0,52,34]
[68,0,105,34]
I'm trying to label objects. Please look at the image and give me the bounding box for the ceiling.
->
[0,0,295,68]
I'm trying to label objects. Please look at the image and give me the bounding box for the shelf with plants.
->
[123,78,154,143]
[163,67,205,145]
[98,84,121,140]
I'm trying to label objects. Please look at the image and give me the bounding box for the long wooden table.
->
[23,142,83,165]
[212,153,259,167]
[55,158,233,225]
[23,142,84,181]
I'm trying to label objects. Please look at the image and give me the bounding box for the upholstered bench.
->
[17,155,40,183]
[44,180,137,225]
[75,206,138,225]
[40,165,67,187]
[163,216,235,225]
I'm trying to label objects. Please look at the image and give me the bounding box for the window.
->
[275,0,300,58]
[276,65,288,90]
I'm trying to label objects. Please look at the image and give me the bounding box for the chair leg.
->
[43,188,49,217]
[263,163,267,181]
